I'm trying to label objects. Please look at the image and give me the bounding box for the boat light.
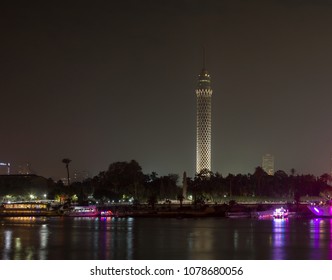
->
[313,207,320,214]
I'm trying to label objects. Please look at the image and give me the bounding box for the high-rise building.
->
[18,162,32,175]
[0,162,10,175]
[262,154,274,175]
[73,170,89,182]
[196,66,212,173]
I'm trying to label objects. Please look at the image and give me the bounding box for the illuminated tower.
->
[196,66,212,173]
[262,154,274,175]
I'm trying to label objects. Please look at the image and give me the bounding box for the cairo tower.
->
[196,66,212,173]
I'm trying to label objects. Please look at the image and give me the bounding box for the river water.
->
[0,216,331,260]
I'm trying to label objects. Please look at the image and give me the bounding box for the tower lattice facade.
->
[196,68,212,173]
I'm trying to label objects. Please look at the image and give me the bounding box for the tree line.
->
[48,160,332,204]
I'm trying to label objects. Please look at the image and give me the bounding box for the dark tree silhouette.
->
[62,158,72,186]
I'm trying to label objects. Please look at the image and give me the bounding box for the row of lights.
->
[29,194,47,200]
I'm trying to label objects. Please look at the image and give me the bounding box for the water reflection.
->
[329,220,332,259]
[39,224,49,259]
[271,218,289,259]
[1,217,50,259]
[99,217,112,259]
[99,217,134,259]
[60,216,135,259]
[187,221,214,259]
[1,217,332,260]
[308,218,332,259]
[3,230,12,260]
[310,219,323,250]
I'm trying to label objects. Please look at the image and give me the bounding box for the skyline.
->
[2,0,332,179]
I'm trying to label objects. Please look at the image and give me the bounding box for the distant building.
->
[18,162,32,175]
[73,170,89,182]
[0,162,10,175]
[60,177,70,186]
[262,154,274,175]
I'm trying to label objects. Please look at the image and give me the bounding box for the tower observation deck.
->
[196,67,212,173]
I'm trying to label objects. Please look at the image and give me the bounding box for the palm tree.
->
[177,193,184,208]
[62,158,72,186]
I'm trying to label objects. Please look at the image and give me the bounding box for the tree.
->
[62,158,72,186]
[225,173,235,197]
[177,193,184,208]
[290,168,296,176]
[252,166,267,196]
[147,195,157,210]
[320,173,331,185]
[106,160,145,199]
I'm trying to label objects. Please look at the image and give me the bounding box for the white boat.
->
[307,204,332,217]
[63,205,99,217]
[273,207,288,219]
[251,209,274,219]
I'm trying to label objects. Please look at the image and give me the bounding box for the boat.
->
[99,209,114,217]
[63,205,99,217]
[307,203,332,217]
[251,209,274,219]
[273,207,288,219]
[0,201,55,216]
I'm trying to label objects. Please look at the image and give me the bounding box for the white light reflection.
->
[233,230,239,249]
[126,217,133,259]
[39,224,49,260]
[15,238,21,250]
[3,230,12,260]
[272,218,288,259]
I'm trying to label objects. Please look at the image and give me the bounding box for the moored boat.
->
[63,205,99,217]
[273,207,288,219]
[0,201,55,216]
[99,209,114,217]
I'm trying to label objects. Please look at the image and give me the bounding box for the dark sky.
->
[1,0,332,180]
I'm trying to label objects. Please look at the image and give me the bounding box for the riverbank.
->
[0,201,314,218]
[103,202,313,218]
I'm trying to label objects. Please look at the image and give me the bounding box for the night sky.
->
[1,0,332,180]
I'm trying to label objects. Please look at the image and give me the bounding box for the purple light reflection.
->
[99,216,113,259]
[309,218,325,259]
[329,219,332,260]
[272,218,289,259]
